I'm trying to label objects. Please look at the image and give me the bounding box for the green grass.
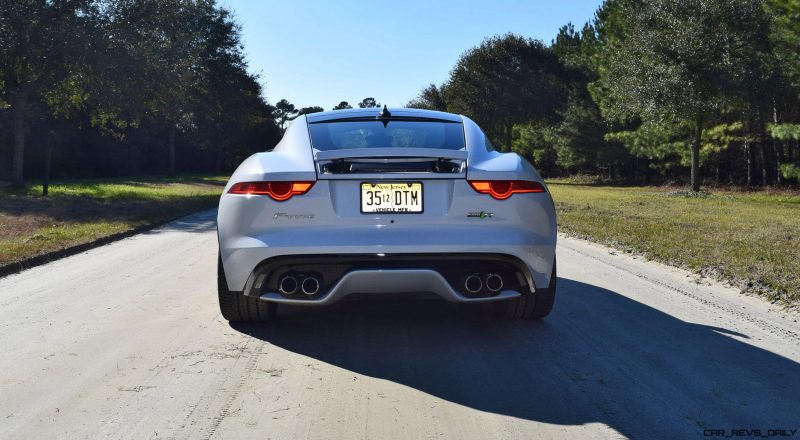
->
[548,180,800,305]
[0,175,226,267]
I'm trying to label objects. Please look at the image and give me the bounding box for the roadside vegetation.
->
[549,180,800,305]
[0,176,225,268]
[409,0,800,191]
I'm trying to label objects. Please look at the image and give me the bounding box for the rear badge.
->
[467,211,493,219]
[273,213,315,220]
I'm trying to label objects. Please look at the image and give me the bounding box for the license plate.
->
[361,182,423,213]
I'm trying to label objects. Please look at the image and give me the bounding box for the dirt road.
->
[1,210,799,439]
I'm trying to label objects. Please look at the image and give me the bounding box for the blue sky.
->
[220,0,602,110]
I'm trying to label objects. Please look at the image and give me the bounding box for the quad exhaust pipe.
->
[485,273,503,293]
[464,274,483,294]
[283,271,497,298]
[301,276,321,296]
[463,273,504,295]
[278,273,321,296]
[278,275,298,295]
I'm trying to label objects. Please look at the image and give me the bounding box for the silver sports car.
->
[217,107,557,322]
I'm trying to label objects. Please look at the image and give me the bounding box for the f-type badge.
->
[467,211,493,219]
[273,213,315,220]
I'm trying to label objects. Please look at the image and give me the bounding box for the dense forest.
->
[0,0,285,185]
[2,0,800,191]
[408,0,800,190]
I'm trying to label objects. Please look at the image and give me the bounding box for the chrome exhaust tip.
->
[301,276,321,296]
[485,273,504,293]
[464,274,483,294]
[278,275,298,295]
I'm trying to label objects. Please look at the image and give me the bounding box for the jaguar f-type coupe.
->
[217,107,557,321]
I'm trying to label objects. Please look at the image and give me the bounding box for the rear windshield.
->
[308,120,465,151]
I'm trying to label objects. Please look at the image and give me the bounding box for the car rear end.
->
[217,108,557,320]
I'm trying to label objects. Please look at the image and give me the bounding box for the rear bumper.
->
[220,225,556,299]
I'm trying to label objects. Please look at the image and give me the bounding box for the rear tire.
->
[218,253,275,322]
[495,260,556,320]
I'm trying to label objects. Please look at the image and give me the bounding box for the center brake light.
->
[228,181,315,201]
[468,180,546,200]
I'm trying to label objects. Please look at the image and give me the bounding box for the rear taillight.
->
[228,181,315,201]
[468,180,545,200]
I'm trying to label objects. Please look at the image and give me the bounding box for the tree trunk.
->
[691,114,702,192]
[773,104,782,185]
[505,123,513,152]
[757,113,770,186]
[215,143,224,174]
[11,87,29,188]
[43,145,53,197]
[744,117,755,187]
[759,137,768,186]
[167,125,176,178]
[796,139,799,164]
[744,140,751,187]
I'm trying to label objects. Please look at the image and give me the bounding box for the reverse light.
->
[228,181,315,201]
[468,180,546,200]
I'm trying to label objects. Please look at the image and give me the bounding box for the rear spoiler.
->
[314,148,467,179]
[314,148,467,161]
